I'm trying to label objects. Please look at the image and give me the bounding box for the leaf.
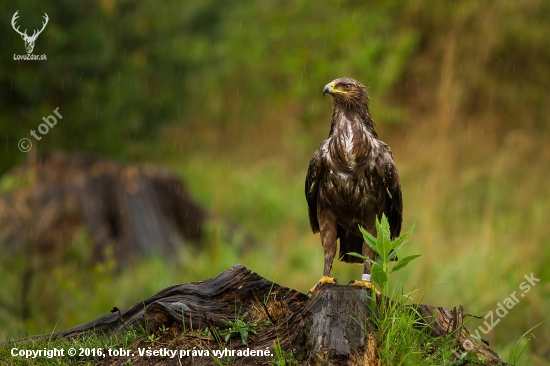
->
[347,252,367,260]
[359,225,377,253]
[380,215,392,258]
[374,215,391,262]
[374,217,383,256]
[390,255,422,273]
[371,263,387,289]
[390,224,415,251]
[368,258,379,266]
[346,254,381,266]
[388,249,398,261]
[240,329,248,344]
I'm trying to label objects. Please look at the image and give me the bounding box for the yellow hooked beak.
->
[323,82,347,96]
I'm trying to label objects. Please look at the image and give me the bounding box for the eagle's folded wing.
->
[375,142,403,239]
[305,146,325,234]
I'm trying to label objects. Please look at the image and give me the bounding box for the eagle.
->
[305,77,402,293]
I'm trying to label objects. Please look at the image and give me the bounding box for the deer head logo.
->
[11,11,49,54]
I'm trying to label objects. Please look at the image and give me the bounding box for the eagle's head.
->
[323,77,369,109]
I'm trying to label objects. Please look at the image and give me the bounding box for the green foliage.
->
[1,0,197,171]
[271,337,298,366]
[0,0,414,174]
[219,312,270,345]
[348,214,419,292]
[346,218,463,363]
[346,220,456,364]
[347,218,470,364]
[369,287,462,365]
[144,333,160,346]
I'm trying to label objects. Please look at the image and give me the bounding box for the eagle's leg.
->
[348,241,380,295]
[308,209,339,296]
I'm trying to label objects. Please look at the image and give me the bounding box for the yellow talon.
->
[347,280,380,296]
[308,276,338,296]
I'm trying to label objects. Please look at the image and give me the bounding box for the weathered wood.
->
[416,304,502,362]
[27,265,507,366]
[300,286,377,365]
[50,264,308,339]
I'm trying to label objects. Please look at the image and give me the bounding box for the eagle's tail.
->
[337,227,364,264]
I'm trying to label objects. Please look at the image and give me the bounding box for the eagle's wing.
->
[375,141,403,239]
[305,144,326,234]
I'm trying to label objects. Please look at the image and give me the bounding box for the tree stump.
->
[29,265,508,365]
[0,152,207,264]
[301,286,377,365]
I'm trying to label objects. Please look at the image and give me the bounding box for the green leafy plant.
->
[348,213,419,292]
[219,312,270,345]
[271,336,298,366]
[368,288,463,365]
[348,216,468,364]
[145,333,160,346]
[159,324,170,334]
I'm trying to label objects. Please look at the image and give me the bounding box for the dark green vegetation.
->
[218,312,271,346]
[1,0,549,364]
[349,214,418,291]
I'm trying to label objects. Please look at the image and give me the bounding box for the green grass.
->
[2,143,549,364]
[370,288,462,365]
[0,325,141,365]
[271,337,298,366]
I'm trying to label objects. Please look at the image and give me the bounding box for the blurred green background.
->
[1,0,549,363]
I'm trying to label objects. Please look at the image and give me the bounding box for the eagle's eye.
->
[335,83,353,92]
